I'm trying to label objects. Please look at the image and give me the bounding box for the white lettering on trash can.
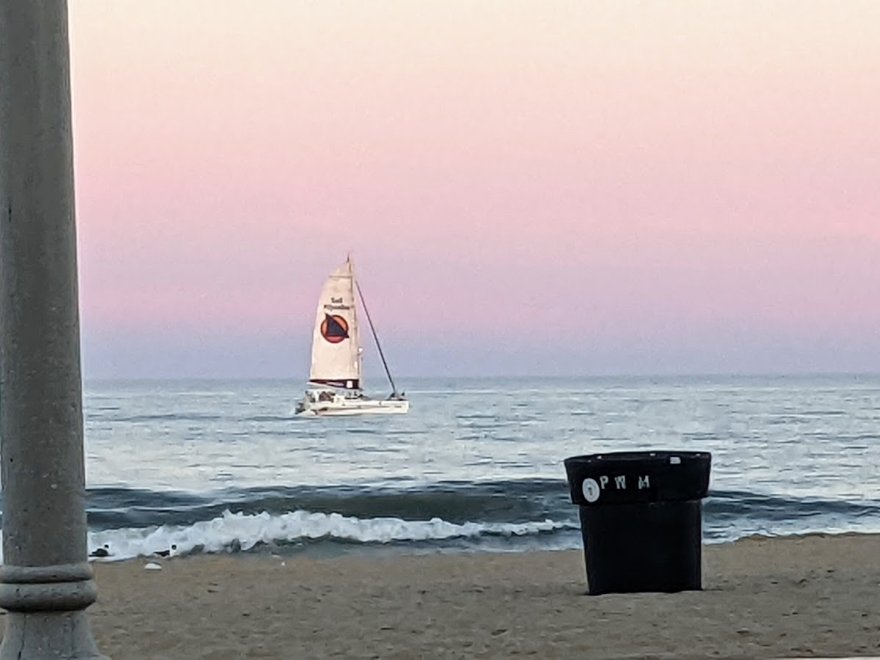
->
[582,478,601,503]
[591,475,652,492]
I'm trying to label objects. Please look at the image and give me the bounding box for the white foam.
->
[86,510,567,562]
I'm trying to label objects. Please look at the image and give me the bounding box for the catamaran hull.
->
[295,399,410,417]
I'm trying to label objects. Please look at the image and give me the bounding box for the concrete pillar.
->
[0,1,107,657]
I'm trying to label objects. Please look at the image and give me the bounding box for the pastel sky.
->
[69,1,880,380]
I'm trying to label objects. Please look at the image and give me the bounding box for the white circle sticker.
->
[582,477,600,503]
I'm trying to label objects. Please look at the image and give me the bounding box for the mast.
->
[354,276,399,396]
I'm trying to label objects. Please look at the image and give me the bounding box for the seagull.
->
[154,544,178,558]
[89,543,111,558]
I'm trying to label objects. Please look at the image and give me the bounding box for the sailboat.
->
[294,256,409,416]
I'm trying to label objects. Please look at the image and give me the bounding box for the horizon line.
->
[82,370,880,384]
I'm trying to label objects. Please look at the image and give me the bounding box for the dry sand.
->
[4,533,880,658]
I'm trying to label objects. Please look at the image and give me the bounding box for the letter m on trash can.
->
[638,475,650,490]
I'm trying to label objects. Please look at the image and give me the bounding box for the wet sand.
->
[5,533,880,658]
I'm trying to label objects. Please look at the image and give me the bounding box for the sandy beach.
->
[5,533,874,659]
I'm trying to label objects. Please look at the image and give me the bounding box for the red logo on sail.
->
[320,314,349,344]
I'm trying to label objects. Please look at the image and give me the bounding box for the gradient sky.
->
[69,1,880,380]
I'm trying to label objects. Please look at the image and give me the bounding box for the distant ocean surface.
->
[7,375,880,562]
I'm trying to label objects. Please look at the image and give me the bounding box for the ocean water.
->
[9,375,880,562]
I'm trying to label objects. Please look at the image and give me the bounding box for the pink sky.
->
[69,1,880,378]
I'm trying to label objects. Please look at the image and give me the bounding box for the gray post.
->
[0,1,107,657]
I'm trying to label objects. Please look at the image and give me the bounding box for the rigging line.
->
[355,279,398,395]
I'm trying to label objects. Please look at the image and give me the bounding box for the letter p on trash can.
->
[563,451,711,595]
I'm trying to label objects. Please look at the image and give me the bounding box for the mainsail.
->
[308,258,362,389]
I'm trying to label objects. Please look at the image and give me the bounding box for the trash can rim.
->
[564,450,711,465]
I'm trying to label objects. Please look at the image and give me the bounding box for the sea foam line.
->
[87,509,570,562]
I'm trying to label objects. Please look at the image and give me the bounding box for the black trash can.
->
[563,450,711,595]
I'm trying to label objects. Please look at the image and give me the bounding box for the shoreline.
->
[38,532,877,658]
[81,527,880,565]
